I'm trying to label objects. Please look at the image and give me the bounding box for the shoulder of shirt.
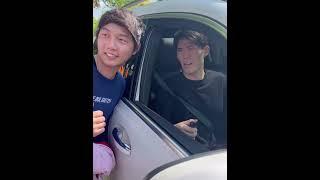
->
[206,69,226,79]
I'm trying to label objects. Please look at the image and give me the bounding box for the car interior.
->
[146,26,227,109]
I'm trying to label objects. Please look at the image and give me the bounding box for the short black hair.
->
[173,30,209,49]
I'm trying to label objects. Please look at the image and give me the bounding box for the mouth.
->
[104,52,118,59]
[183,62,192,67]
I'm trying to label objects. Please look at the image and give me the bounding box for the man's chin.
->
[100,61,120,68]
[182,69,194,75]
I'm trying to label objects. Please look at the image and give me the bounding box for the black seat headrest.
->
[156,38,180,77]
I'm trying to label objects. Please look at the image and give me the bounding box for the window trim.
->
[141,12,227,39]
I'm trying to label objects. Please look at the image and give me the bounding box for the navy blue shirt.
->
[93,59,125,144]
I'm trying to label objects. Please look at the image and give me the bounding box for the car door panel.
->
[109,100,187,180]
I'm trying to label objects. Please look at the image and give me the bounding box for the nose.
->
[105,36,117,51]
[182,50,190,59]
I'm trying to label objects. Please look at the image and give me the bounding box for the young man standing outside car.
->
[92,8,145,180]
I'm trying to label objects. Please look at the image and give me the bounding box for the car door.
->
[108,25,188,180]
[108,8,227,180]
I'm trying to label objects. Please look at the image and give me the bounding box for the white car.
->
[107,0,227,179]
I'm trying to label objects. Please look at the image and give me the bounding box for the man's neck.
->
[95,56,119,80]
[183,69,205,80]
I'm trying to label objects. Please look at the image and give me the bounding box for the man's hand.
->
[93,110,106,137]
[174,119,198,139]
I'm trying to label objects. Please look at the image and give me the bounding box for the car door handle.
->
[112,127,131,153]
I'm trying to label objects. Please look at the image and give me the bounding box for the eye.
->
[188,46,195,50]
[118,38,128,44]
[99,32,109,38]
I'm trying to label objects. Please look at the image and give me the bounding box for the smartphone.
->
[189,121,197,128]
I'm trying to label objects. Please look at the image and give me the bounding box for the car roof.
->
[127,0,227,27]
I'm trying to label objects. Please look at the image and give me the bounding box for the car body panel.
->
[146,150,227,180]
[109,100,187,180]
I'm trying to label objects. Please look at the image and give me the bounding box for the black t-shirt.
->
[153,70,226,144]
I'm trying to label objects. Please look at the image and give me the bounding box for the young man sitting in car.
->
[153,30,226,147]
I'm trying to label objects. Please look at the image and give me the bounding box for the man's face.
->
[176,38,209,77]
[96,23,135,69]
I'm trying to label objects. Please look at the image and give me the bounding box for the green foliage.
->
[93,17,99,36]
[104,0,134,8]
[94,0,136,8]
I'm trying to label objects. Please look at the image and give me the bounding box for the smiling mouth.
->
[104,52,118,58]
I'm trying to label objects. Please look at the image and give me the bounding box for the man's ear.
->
[203,45,210,57]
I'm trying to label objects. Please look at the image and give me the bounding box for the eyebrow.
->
[100,27,109,32]
[177,44,195,49]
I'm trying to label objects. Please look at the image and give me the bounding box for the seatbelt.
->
[153,71,216,146]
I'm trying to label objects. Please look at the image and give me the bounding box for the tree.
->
[93,0,100,8]
[93,0,136,8]
[93,17,99,36]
